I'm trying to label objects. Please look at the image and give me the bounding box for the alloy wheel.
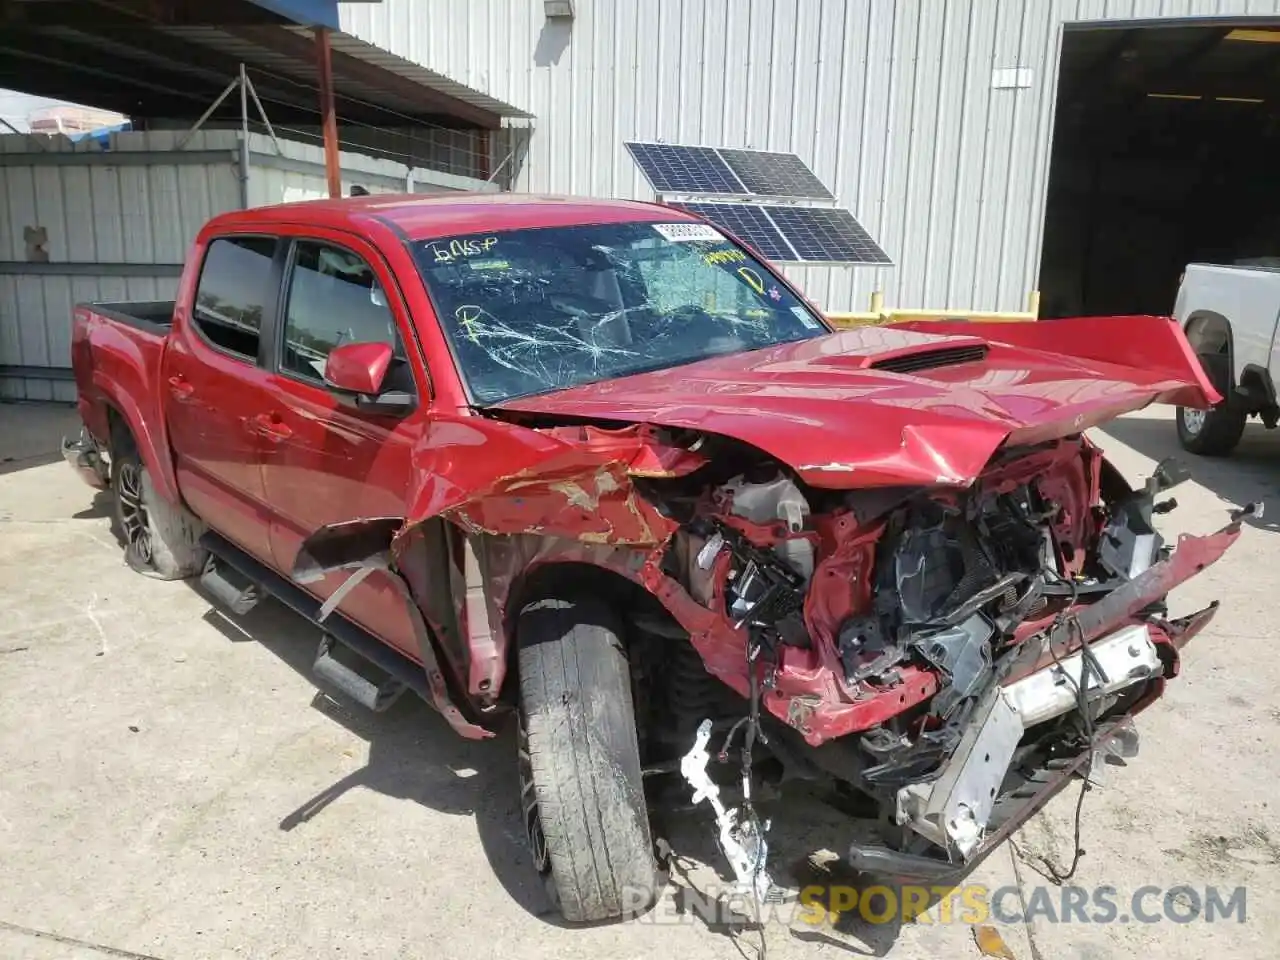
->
[117,462,153,565]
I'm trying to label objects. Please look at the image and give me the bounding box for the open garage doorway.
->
[1039,21,1280,319]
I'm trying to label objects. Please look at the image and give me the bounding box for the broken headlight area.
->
[648,439,1240,882]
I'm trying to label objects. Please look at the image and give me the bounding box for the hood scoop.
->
[869,343,989,375]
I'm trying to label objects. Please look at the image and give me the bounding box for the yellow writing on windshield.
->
[704,248,747,267]
[737,266,765,295]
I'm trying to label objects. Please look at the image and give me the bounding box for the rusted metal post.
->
[314,26,341,199]
[238,62,250,208]
[477,129,491,181]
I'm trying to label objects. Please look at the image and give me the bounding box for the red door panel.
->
[263,377,423,658]
[260,234,431,661]
[163,236,280,563]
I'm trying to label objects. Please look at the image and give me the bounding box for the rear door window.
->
[192,236,277,361]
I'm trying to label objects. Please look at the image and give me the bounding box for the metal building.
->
[340,0,1280,316]
[4,0,1280,402]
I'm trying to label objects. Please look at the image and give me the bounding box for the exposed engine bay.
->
[603,432,1246,891]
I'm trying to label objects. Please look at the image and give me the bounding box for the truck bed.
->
[86,300,175,335]
[70,300,175,452]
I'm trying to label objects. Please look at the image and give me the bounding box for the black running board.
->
[200,555,260,615]
[313,634,407,713]
[199,531,432,703]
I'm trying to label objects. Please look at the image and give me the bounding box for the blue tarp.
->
[69,121,131,147]
[245,0,342,30]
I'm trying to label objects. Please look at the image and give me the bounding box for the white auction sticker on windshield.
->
[791,306,822,329]
[652,222,724,242]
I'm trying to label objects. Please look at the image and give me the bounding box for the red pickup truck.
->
[62,193,1243,921]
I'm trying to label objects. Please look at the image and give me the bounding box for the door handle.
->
[251,413,293,443]
[167,375,194,401]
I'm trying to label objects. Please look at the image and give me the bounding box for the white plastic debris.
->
[680,718,773,902]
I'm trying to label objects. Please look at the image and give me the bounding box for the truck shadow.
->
[1095,416,1280,534]
[198,596,557,921]
[197,592,915,952]
[72,487,115,521]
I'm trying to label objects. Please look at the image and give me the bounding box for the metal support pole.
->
[477,129,491,181]
[314,26,342,199]
[177,75,239,150]
[244,71,283,156]
[238,62,251,208]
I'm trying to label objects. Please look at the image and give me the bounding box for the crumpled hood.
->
[494,316,1218,489]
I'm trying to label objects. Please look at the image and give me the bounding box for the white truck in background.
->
[1174,262,1280,456]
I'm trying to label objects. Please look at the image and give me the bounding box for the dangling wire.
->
[1036,574,1099,885]
[740,636,770,960]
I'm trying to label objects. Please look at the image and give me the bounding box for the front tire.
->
[1178,350,1247,457]
[1176,402,1246,457]
[111,447,207,580]
[517,596,660,923]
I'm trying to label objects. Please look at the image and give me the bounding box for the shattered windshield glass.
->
[411,220,829,404]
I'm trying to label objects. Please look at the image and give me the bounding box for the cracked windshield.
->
[412,220,828,403]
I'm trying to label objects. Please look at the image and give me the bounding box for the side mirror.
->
[322,341,413,415]
[324,340,393,396]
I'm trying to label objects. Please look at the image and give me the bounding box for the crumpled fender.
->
[291,516,492,739]
[392,416,693,552]
[294,416,700,730]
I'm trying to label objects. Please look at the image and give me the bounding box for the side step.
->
[313,634,407,713]
[197,531,435,706]
[200,555,261,615]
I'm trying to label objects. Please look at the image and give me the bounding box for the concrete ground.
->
[1,399,1276,960]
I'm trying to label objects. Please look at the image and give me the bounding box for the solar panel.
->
[675,202,796,262]
[716,148,833,200]
[624,142,747,195]
[764,205,893,264]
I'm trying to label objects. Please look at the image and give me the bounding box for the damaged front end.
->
[628,429,1243,881]
[294,396,1243,893]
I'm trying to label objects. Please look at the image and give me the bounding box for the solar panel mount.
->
[624,142,748,196]
[624,141,832,201]
[624,139,891,266]
[763,205,893,265]
[674,202,795,263]
[716,148,834,200]
[671,202,893,266]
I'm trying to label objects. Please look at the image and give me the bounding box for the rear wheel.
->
[517,596,660,922]
[111,446,207,580]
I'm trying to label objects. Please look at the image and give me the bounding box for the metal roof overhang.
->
[0,0,531,129]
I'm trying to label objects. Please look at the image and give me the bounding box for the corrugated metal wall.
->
[0,130,237,402]
[0,129,496,401]
[343,0,1280,313]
